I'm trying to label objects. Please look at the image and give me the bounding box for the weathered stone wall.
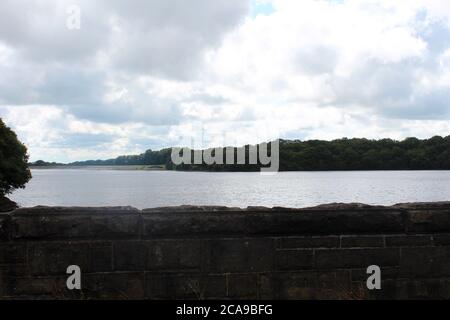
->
[1,202,450,299]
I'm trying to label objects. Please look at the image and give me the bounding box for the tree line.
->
[32,136,450,171]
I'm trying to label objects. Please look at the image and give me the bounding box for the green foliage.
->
[69,148,173,167]
[31,160,63,166]
[64,136,450,171]
[0,119,31,194]
[277,136,450,171]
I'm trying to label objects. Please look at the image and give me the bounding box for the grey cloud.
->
[51,132,115,148]
[187,93,229,105]
[0,1,109,65]
[301,8,450,121]
[37,68,106,106]
[0,0,248,128]
[106,0,249,79]
[0,63,43,105]
[0,0,247,77]
[66,99,182,126]
[380,89,450,120]
[329,52,450,120]
[331,59,415,107]
[0,63,106,107]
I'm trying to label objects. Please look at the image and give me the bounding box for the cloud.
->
[106,0,249,79]
[0,0,449,162]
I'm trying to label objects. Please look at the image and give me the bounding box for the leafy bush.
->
[0,119,31,195]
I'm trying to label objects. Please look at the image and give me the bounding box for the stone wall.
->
[1,202,450,299]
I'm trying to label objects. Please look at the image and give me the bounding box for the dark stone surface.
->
[90,242,113,272]
[10,206,140,240]
[385,235,433,247]
[1,202,450,299]
[141,211,248,238]
[113,241,146,271]
[0,213,11,241]
[28,242,91,275]
[144,239,205,272]
[4,202,450,240]
[145,273,227,299]
[113,239,206,272]
[227,273,259,299]
[0,196,17,212]
[364,278,450,300]
[351,267,401,281]
[341,236,384,248]
[207,238,276,273]
[83,272,145,299]
[241,209,405,236]
[0,243,26,264]
[259,270,352,299]
[394,201,450,210]
[315,248,400,269]
[280,236,340,249]
[406,209,450,233]
[400,246,450,278]
[276,249,314,270]
[4,276,69,298]
[433,234,450,246]
[141,208,405,238]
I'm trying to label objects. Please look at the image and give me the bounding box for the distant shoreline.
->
[29,165,166,171]
[28,165,450,172]
[30,136,450,171]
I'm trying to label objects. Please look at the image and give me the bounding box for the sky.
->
[0,0,450,163]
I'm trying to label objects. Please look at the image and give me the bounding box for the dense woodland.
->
[32,136,450,171]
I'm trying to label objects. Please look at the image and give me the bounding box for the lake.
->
[10,169,450,209]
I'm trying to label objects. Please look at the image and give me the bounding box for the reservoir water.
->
[10,169,450,209]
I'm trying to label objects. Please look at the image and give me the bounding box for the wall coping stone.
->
[0,202,448,240]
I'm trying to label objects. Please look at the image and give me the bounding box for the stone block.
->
[433,234,450,246]
[385,235,432,247]
[0,243,26,264]
[113,241,146,271]
[207,238,275,273]
[145,239,206,271]
[90,242,113,272]
[141,211,247,238]
[259,270,351,299]
[6,276,69,298]
[145,273,226,299]
[226,273,258,299]
[280,236,339,249]
[351,267,400,281]
[28,241,108,275]
[84,272,145,299]
[406,209,450,233]
[400,246,450,278]
[315,248,400,269]
[341,236,384,248]
[276,249,314,270]
[0,213,10,240]
[11,207,140,240]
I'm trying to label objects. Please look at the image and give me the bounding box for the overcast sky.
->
[1,0,450,162]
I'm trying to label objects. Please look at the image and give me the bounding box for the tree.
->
[0,119,31,195]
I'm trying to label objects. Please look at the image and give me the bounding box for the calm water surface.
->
[10,169,450,209]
